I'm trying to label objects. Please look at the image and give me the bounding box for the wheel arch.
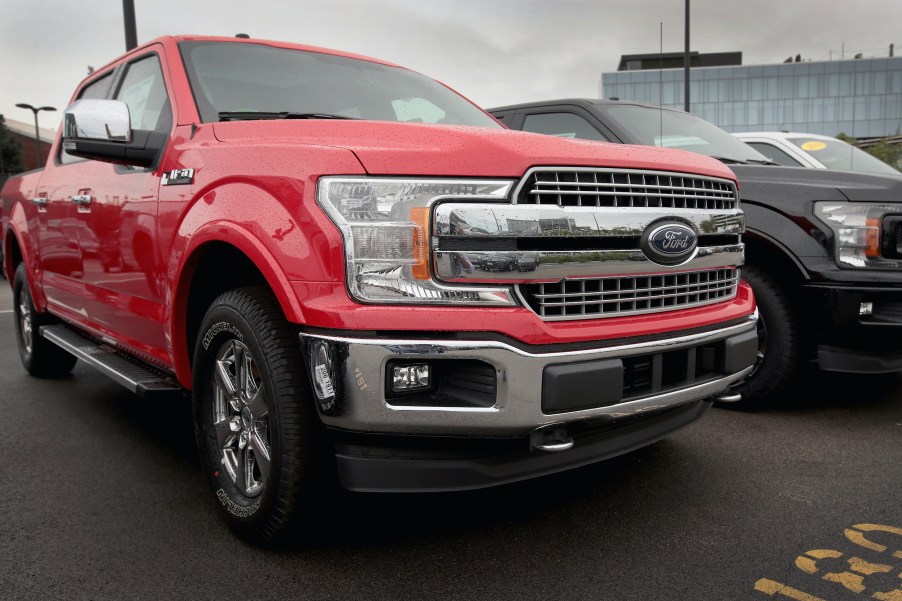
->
[4,227,24,283]
[4,211,45,312]
[171,232,307,389]
[743,228,809,292]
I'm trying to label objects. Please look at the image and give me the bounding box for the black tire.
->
[12,263,77,378]
[192,287,321,544]
[726,265,802,409]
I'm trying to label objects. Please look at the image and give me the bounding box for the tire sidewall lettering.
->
[202,321,244,350]
[216,488,261,518]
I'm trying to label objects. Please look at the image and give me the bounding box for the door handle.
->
[32,197,48,206]
[71,194,93,206]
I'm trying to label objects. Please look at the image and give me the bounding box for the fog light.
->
[307,339,340,414]
[391,364,431,392]
[860,302,874,316]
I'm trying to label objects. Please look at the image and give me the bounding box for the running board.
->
[41,325,183,398]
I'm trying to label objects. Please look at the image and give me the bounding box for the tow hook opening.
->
[530,425,574,452]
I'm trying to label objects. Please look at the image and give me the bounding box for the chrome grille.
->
[519,268,739,320]
[518,168,738,210]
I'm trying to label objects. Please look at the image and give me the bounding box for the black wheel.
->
[12,263,77,378]
[726,265,802,409]
[192,287,322,543]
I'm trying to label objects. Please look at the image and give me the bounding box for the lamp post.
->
[15,103,56,168]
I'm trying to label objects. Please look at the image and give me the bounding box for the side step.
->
[41,325,183,398]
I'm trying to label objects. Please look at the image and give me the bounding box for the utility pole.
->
[684,0,690,112]
[123,0,137,51]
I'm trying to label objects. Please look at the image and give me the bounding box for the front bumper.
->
[805,283,902,373]
[332,400,711,492]
[299,312,758,437]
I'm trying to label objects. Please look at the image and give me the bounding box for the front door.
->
[74,50,173,363]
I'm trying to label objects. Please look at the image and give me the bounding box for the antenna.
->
[660,22,664,146]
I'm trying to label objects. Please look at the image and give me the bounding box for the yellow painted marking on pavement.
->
[796,549,843,574]
[758,523,902,600]
[754,578,827,600]
[846,528,887,553]
[874,585,902,601]
[848,524,902,559]
[822,556,893,593]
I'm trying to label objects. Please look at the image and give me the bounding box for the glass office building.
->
[600,56,902,138]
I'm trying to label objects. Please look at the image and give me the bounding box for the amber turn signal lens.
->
[410,207,430,280]
[866,217,880,258]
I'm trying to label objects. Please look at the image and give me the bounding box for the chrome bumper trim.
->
[300,311,757,436]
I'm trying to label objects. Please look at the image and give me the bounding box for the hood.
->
[732,164,902,204]
[213,120,736,181]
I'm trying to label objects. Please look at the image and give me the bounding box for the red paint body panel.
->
[212,120,734,180]
[0,35,754,390]
[291,280,755,344]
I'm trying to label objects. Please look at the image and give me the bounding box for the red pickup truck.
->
[1,35,757,542]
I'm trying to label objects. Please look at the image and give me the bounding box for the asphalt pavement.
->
[0,281,900,601]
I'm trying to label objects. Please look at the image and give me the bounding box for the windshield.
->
[179,41,500,128]
[787,137,901,175]
[602,104,770,164]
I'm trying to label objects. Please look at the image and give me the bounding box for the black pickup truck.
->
[491,99,902,407]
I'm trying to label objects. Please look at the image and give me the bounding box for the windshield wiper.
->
[218,111,359,122]
[745,158,781,166]
[707,156,749,165]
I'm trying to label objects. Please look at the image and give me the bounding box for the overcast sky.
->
[2,0,899,133]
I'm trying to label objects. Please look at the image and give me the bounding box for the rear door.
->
[36,70,117,317]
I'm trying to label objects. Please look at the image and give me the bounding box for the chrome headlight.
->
[814,202,901,269]
[317,177,517,305]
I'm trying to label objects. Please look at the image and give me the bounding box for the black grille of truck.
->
[519,268,739,320]
[518,169,738,210]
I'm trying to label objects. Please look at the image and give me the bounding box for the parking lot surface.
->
[0,282,899,600]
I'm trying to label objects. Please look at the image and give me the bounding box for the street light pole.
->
[684,0,691,113]
[15,103,56,168]
[123,0,138,51]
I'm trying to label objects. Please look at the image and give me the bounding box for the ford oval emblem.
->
[640,222,698,265]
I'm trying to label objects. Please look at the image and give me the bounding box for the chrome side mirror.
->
[63,99,132,143]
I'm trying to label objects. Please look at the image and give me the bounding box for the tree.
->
[0,115,25,175]
[836,132,902,170]
[863,139,902,169]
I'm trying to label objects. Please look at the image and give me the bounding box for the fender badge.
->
[162,168,194,186]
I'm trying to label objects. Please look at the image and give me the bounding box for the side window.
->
[522,112,607,141]
[115,54,173,134]
[59,72,115,164]
[79,73,114,100]
[746,142,804,167]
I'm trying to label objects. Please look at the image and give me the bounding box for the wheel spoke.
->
[245,388,268,419]
[222,448,239,484]
[19,295,32,352]
[214,416,238,449]
[233,341,246,395]
[250,431,271,481]
[215,358,237,397]
[241,350,257,399]
[241,446,256,494]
